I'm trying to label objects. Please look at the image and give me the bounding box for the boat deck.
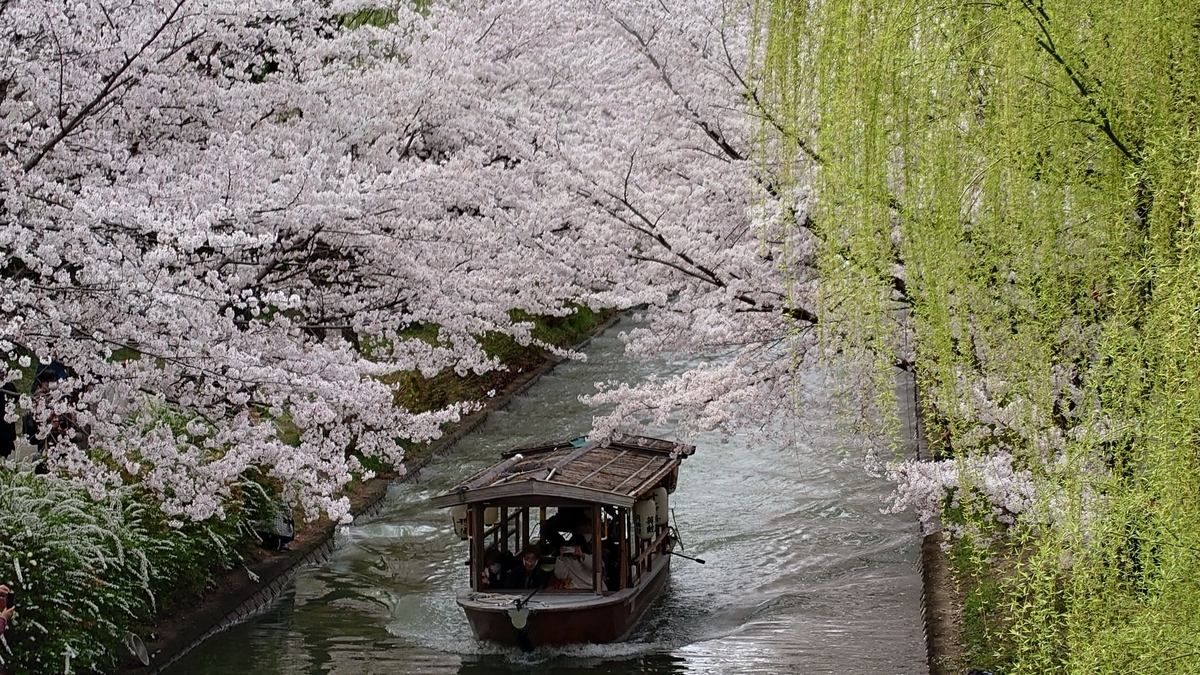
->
[459,587,636,611]
[456,554,673,646]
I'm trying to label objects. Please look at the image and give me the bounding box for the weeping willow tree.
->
[756,1,1200,671]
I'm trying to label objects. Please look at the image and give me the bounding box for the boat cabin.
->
[429,433,695,646]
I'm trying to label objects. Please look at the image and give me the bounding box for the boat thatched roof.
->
[429,434,695,509]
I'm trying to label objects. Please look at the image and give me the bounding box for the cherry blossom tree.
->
[1,0,812,522]
[421,0,819,438]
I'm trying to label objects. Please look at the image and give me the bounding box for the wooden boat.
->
[429,433,695,650]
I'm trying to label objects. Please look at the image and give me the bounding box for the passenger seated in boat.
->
[553,521,607,591]
[503,545,550,590]
[480,547,506,589]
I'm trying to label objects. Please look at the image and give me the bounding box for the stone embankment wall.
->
[897,366,958,675]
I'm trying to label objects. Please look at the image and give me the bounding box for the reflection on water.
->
[168,321,929,675]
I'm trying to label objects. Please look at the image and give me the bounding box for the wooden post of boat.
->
[591,506,602,593]
[618,507,628,590]
[501,506,509,551]
[630,510,640,584]
[634,509,644,581]
[470,505,484,591]
[521,508,529,548]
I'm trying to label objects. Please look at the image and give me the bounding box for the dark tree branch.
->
[611,14,745,162]
[1016,0,1136,163]
[22,0,188,172]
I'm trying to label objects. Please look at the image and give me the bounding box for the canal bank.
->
[116,314,620,675]
[897,365,961,675]
[132,320,934,675]
[162,322,928,675]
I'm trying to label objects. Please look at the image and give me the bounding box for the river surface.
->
[168,321,928,675]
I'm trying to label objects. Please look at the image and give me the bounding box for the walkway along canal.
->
[165,321,929,674]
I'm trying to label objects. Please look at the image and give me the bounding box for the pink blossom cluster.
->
[1,0,813,522]
[887,451,1037,536]
[885,324,1118,537]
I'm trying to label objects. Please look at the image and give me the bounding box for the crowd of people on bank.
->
[478,508,619,592]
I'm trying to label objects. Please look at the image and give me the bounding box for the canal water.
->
[168,321,929,675]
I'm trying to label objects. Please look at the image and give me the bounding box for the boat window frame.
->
[465,496,673,596]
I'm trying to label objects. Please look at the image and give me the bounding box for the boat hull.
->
[459,555,671,647]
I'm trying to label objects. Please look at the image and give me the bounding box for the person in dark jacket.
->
[480,547,506,589]
[538,507,585,551]
[0,584,14,675]
[0,383,17,458]
[503,545,549,590]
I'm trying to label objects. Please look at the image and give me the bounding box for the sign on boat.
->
[429,433,696,650]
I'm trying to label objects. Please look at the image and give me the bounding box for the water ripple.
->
[167,321,928,675]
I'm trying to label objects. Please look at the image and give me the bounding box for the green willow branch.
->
[1014,0,1137,163]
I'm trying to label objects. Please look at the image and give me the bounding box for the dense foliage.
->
[758,0,1200,671]
[0,466,251,674]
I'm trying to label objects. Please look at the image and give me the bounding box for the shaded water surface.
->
[169,324,928,675]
